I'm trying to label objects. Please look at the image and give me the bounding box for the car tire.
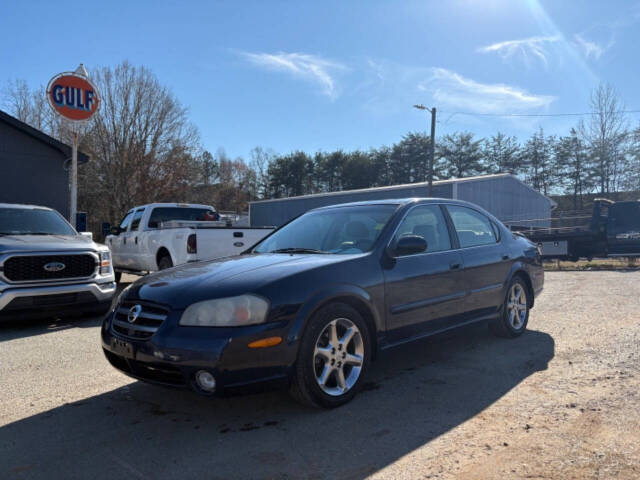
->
[290,302,371,409]
[114,271,122,283]
[158,255,173,270]
[490,276,530,338]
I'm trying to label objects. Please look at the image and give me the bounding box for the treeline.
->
[3,62,639,236]
[201,84,640,213]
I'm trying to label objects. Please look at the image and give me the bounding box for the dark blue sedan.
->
[102,198,544,408]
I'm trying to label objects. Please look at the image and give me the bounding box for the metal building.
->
[249,173,554,228]
[0,109,89,219]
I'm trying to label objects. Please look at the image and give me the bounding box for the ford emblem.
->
[128,305,142,324]
[43,262,66,272]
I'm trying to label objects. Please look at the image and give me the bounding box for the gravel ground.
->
[1,271,639,479]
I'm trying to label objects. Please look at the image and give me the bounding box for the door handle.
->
[449,262,461,270]
[135,237,138,245]
[501,254,510,260]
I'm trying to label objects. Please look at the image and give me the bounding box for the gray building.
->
[0,109,88,219]
[249,174,555,228]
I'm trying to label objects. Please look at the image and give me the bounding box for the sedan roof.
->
[311,197,461,210]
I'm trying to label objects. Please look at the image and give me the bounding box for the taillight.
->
[187,233,197,254]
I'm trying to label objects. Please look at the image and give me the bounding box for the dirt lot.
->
[1,271,639,479]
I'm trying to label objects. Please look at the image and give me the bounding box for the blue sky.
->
[2,0,640,159]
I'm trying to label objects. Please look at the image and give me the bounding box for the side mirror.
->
[110,226,122,235]
[394,235,427,256]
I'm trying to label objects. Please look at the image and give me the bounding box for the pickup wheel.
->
[490,276,529,338]
[158,255,173,270]
[290,303,371,409]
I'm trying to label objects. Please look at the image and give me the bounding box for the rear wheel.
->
[290,303,371,408]
[490,277,529,338]
[157,255,173,270]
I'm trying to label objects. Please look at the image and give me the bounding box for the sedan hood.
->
[131,253,356,308]
[0,234,96,253]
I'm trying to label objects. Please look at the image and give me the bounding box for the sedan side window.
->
[393,205,451,253]
[447,205,498,248]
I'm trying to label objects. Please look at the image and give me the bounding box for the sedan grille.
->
[3,254,96,282]
[112,301,168,340]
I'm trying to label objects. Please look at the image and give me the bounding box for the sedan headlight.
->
[99,250,112,275]
[179,294,269,327]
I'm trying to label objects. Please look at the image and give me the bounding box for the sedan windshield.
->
[0,208,76,236]
[254,205,398,254]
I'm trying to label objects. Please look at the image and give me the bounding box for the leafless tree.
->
[79,61,201,229]
[580,83,629,194]
[249,146,275,199]
[2,79,64,136]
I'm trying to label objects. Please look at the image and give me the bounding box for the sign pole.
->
[46,64,100,229]
[70,128,78,227]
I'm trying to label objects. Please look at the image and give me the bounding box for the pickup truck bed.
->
[107,203,274,278]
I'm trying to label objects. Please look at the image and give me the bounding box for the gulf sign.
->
[46,72,100,121]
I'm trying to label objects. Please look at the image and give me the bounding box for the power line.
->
[441,110,640,119]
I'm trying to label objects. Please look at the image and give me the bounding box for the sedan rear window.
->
[447,205,498,248]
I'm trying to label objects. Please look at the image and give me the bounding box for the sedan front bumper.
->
[100,308,298,395]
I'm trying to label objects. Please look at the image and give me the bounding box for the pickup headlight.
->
[179,294,269,327]
[100,250,112,275]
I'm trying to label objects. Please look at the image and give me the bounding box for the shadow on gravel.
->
[0,324,554,480]
[0,282,131,342]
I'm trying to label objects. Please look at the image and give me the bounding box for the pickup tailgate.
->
[194,228,273,261]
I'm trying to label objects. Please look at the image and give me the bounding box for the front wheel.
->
[490,277,530,338]
[290,303,371,408]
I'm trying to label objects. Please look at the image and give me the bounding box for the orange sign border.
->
[46,71,101,122]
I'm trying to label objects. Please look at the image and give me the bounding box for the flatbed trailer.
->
[506,199,640,261]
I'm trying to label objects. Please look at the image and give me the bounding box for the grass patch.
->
[544,258,639,271]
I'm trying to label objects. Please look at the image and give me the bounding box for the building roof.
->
[0,109,89,163]
[250,173,554,206]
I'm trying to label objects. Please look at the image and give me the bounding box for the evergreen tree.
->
[438,132,484,178]
[483,132,521,174]
[554,128,591,210]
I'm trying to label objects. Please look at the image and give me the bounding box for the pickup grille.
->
[3,254,96,282]
[112,301,168,340]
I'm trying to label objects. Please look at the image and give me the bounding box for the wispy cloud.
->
[238,51,347,99]
[419,68,556,114]
[477,36,561,68]
[573,34,613,60]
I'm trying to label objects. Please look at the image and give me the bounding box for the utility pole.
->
[413,104,436,196]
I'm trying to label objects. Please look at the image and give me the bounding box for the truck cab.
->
[606,200,640,256]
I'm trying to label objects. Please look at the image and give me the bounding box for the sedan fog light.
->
[195,370,216,392]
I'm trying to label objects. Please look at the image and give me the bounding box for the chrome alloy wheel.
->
[313,318,364,396]
[507,283,527,329]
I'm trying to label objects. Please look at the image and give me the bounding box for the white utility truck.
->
[106,203,274,282]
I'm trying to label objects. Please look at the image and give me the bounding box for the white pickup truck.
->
[106,203,274,282]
